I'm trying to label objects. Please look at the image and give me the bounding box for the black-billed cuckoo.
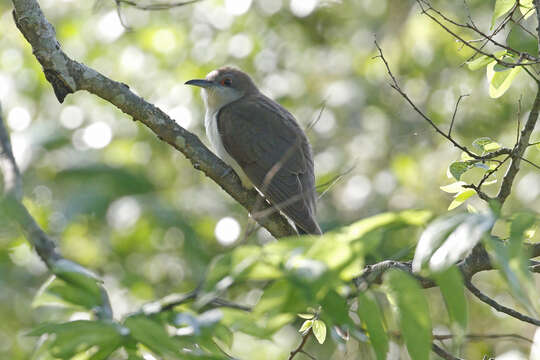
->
[186,67,322,235]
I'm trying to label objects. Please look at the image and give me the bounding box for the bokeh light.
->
[214,217,241,245]
[82,121,112,149]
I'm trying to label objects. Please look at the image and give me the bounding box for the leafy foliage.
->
[1,0,539,359]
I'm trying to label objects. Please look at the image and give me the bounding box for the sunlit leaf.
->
[298,313,314,319]
[299,320,313,333]
[491,0,516,28]
[440,181,467,194]
[448,189,476,211]
[531,327,540,359]
[357,291,388,360]
[385,270,431,360]
[519,0,534,18]
[412,213,469,272]
[467,55,493,71]
[312,320,327,344]
[487,60,522,98]
[472,137,501,152]
[429,213,494,272]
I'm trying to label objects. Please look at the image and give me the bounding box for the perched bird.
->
[186,67,322,235]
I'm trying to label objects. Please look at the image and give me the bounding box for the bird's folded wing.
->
[218,94,319,234]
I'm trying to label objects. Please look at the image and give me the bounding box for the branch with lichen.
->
[10,0,296,239]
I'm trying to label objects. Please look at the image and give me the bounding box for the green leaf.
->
[213,324,233,349]
[519,0,535,19]
[385,270,432,360]
[33,275,102,310]
[298,313,314,319]
[433,266,468,334]
[28,320,124,360]
[412,213,469,272]
[448,161,473,181]
[467,55,493,71]
[472,137,501,152]
[440,181,467,194]
[52,259,101,295]
[508,24,538,59]
[321,289,352,326]
[491,0,516,28]
[357,291,389,360]
[124,316,183,356]
[487,61,522,98]
[312,320,327,344]
[487,213,539,314]
[413,213,495,272]
[428,213,495,272]
[448,189,476,211]
[299,320,313,333]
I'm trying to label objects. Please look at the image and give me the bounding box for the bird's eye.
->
[221,78,232,86]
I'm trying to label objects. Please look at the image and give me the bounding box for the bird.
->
[185,67,322,235]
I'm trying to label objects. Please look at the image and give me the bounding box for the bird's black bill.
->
[185,79,214,88]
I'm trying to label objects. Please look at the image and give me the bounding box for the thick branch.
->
[354,242,540,291]
[497,86,540,203]
[11,0,296,239]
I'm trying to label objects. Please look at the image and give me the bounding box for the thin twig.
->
[374,39,512,161]
[317,163,356,201]
[448,94,469,137]
[497,86,540,203]
[418,0,540,67]
[520,156,540,170]
[115,0,199,11]
[289,329,313,360]
[432,343,464,360]
[140,290,252,315]
[465,279,540,326]
[434,333,533,344]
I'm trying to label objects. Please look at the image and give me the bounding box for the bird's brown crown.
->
[206,67,259,94]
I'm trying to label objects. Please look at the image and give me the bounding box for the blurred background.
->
[0,0,539,358]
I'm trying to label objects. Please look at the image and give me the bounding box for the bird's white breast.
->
[205,110,253,188]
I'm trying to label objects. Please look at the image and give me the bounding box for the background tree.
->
[0,0,539,359]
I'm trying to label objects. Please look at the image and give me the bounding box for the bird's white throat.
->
[202,93,253,188]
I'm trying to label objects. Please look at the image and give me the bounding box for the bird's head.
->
[185,67,259,112]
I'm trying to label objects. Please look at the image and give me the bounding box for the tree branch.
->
[0,103,112,319]
[0,103,22,200]
[497,86,540,204]
[432,343,464,360]
[464,279,540,326]
[11,0,296,239]
[289,328,313,360]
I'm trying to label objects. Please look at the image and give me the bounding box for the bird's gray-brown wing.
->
[218,94,321,234]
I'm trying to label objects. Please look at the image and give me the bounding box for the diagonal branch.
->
[0,103,112,319]
[496,83,540,204]
[464,279,540,326]
[11,0,296,239]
